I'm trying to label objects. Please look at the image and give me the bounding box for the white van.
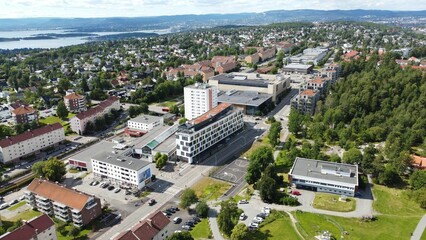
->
[0,203,9,210]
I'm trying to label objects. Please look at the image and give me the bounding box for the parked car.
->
[114,188,121,193]
[170,206,180,211]
[252,217,263,223]
[107,185,115,191]
[173,217,182,224]
[166,207,176,213]
[192,216,201,222]
[9,199,18,205]
[182,225,191,230]
[18,195,25,201]
[162,211,171,217]
[239,213,246,220]
[257,213,267,219]
[185,220,195,227]
[249,222,259,228]
[125,190,132,195]
[0,203,9,210]
[148,199,156,206]
[291,190,301,196]
[238,199,249,204]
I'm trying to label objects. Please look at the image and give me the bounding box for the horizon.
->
[1,0,425,19]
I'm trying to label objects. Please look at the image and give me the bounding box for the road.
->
[411,214,426,240]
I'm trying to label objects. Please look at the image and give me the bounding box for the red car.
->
[291,190,301,196]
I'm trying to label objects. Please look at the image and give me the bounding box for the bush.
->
[195,201,209,218]
[281,196,299,206]
[69,225,80,237]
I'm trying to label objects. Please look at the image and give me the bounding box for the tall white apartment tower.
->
[184,83,218,120]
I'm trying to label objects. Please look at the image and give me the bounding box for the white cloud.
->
[0,0,424,18]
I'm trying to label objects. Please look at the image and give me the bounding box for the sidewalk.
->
[208,207,225,240]
[411,214,426,240]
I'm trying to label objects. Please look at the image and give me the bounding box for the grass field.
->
[249,211,302,240]
[191,177,231,201]
[294,184,426,239]
[56,224,91,240]
[39,113,75,126]
[4,209,42,221]
[190,219,212,239]
[158,101,178,108]
[242,135,270,158]
[312,193,356,212]
[7,201,27,211]
[421,230,426,240]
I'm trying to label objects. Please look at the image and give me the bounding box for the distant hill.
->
[0,9,425,31]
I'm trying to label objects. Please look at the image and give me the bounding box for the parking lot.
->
[212,158,249,184]
[159,200,204,234]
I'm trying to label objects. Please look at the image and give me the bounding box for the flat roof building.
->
[68,140,118,171]
[217,90,272,115]
[91,152,152,190]
[184,83,218,120]
[208,72,290,102]
[283,63,314,74]
[126,114,164,137]
[289,157,359,196]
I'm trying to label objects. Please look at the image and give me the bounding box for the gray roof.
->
[284,63,313,70]
[92,151,150,171]
[218,90,271,107]
[69,140,117,165]
[290,157,358,185]
[128,114,163,124]
[154,134,177,154]
[131,125,176,149]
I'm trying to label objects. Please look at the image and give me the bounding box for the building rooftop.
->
[191,103,232,125]
[300,89,318,97]
[64,92,84,100]
[27,179,93,210]
[0,123,63,148]
[11,105,36,115]
[128,114,163,125]
[132,125,177,149]
[153,134,177,154]
[0,214,55,240]
[210,72,288,88]
[218,90,272,107]
[290,157,358,185]
[185,82,215,90]
[92,151,150,171]
[69,140,117,165]
[114,211,170,240]
[284,63,313,70]
[74,96,119,120]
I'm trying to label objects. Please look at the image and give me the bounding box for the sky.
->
[0,0,425,18]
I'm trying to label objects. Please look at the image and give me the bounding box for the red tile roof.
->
[64,92,84,100]
[74,96,119,120]
[300,89,318,97]
[27,178,92,210]
[113,231,139,240]
[309,77,326,84]
[12,105,36,115]
[344,50,359,59]
[116,211,171,240]
[191,103,232,125]
[0,123,63,148]
[412,155,426,169]
[0,214,55,240]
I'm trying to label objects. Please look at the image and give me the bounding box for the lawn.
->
[294,184,426,240]
[191,177,231,201]
[421,230,426,240]
[39,113,75,126]
[233,185,254,202]
[249,211,302,240]
[7,201,27,211]
[242,136,270,158]
[158,101,178,108]
[56,224,91,240]
[4,209,42,221]
[190,219,212,239]
[312,193,356,212]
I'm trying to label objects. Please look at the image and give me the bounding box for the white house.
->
[127,114,164,132]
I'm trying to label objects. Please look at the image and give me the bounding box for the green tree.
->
[410,170,426,190]
[230,223,249,240]
[0,125,14,139]
[31,161,45,177]
[168,231,194,240]
[288,109,304,135]
[179,118,187,124]
[69,225,80,237]
[268,121,282,147]
[80,78,90,92]
[245,146,274,184]
[217,200,240,236]
[257,175,277,203]
[139,102,149,114]
[58,78,72,93]
[342,148,363,164]
[195,201,209,218]
[179,188,198,209]
[156,154,168,170]
[56,100,69,120]
[32,158,66,182]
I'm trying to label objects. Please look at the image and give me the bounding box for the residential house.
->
[11,105,38,124]
[64,92,86,113]
[0,214,57,240]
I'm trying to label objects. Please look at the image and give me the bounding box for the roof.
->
[64,92,84,100]
[284,63,313,70]
[154,134,177,154]
[92,151,151,171]
[344,50,359,58]
[0,214,55,240]
[113,231,139,240]
[309,78,326,84]
[126,211,171,240]
[27,179,92,210]
[300,89,318,97]
[0,123,63,148]
[210,72,288,88]
[132,125,177,149]
[12,105,36,115]
[128,114,163,125]
[185,83,215,90]
[74,96,119,120]
[218,90,272,107]
[191,103,232,125]
[412,155,426,169]
[69,140,116,166]
[289,157,358,185]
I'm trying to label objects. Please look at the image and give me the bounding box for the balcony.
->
[39,208,53,215]
[55,214,70,222]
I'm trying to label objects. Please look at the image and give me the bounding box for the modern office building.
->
[184,83,218,120]
[11,105,38,124]
[290,89,320,115]
[289,157,359,196]
[289,47,329,65]
[25,179,102,227]
[126,114,164,134]
[64,92,87,113]
[0,123,65,164]
[208,72,290,102]
[91,152,152,190]
[217,90,272,115]
[176,103,244,164]
[0,214,57,240]
[283,63,314,74]
[70,96,120,135]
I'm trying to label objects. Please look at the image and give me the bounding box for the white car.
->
[249,222,259,228]
[253,217,263,223]
[263,206,271,214]
[239,213,246,220]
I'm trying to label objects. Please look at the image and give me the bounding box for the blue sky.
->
[0,0,424,18]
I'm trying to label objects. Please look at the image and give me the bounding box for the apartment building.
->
[127,115,164,133]
[91,152,152,190]
[11,105,38,124]
[70,96,120,135]
[211,56,237,74]
[245,53,259,64]
[0,123,64,164]
[289,47,328,65]
[25,179,102,227]
[176,103,244,164]
[64,92,86,113]
[289,157,359,197]
[0,214,57,240]
[302,77,329,95]
[184,83,218,120]
[208,72,291,102]
[258,47,276,61]
[113,211,172,240]
[290,89,320,115]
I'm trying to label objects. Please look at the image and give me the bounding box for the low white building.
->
[91,151,152,190]
[70,96,120,135]
[176,103,244,164]
[289,157,359,197]
[127,114,164,132]
[0,123,65,163]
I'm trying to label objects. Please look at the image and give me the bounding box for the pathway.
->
[208,207,225,240]
[411,214,426,240]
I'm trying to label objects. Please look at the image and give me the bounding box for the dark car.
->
[162,211,172,216]
[107,185,115,191]
[167,208,176,213]
[148,199,156,206]
[102,183,109,189]
[257,213,267,219]
[185,221,195,227]
[192,216,201,222]
[171,206,180,211]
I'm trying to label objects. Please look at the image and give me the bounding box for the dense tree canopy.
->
[179,188,198,209]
